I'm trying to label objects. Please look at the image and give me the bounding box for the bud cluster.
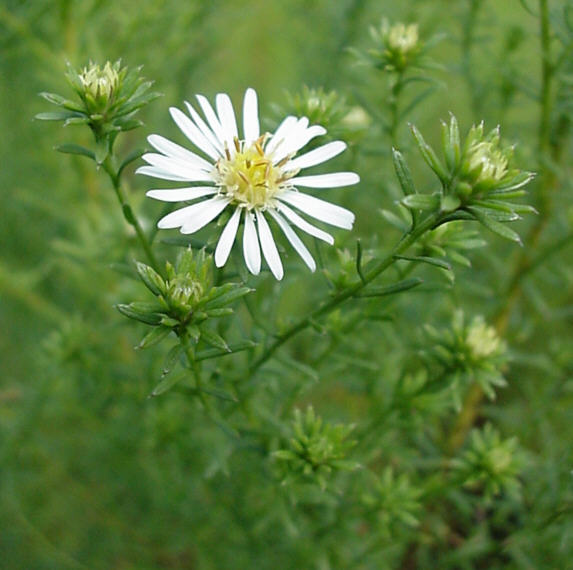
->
[278,86,368,141]
[361,18,422,73]
[273,406,359,490]
[400,115,535,243]
[117,249,251,353]
[452,423,524,501]
[37,60,160,160]
[422,311,508,407]
[362,467,422,533]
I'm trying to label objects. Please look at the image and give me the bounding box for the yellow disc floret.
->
[215,136,297,210]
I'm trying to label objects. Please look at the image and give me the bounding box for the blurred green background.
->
[1,1,572,568]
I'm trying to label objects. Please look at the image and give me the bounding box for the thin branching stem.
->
[249,211,445,376]
[102,156,161,274]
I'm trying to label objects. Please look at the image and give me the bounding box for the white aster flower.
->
[137,88,359,280]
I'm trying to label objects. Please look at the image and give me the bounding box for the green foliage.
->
[2,1,573,569]
[274,406,360,490]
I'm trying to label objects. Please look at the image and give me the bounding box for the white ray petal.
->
[272,118,310,163]
[136,166,190,181]
[157,197,229,231]
[256,211,283,280]
[265,116,298,155]
[169,107,220,161]
[147,135,214,171]
[184,101,224,155]
[242,88,260,144]
[216,93,238,150]
[243,211,261,275]
[285,141,347,171]
[180,197,230,234]
[146,187,217,202]
[275,125,327,165]
[278,191,355,229]
[141,153,214,182]
[195,94,227,146]
[291,172,360,188]
[268,209,316,271]
[215,207,242,267]
[275,202,334,244]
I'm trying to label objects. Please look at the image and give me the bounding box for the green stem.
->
[102,156,161,273]
[249,211,444,375]
[389,71,405,145]
[179,333,211,411]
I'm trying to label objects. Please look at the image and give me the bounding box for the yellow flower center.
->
[215,137,295,209]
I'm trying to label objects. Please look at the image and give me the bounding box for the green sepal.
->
[136,262,166,296]
[357,277,424,298]
[160,316,180,328]
[467,206,523,244]
[39,91,72,107]
[116,303,163,325]
[136,326,171,350]
[402,193,440,211]
[410,123,449,183]
[441,114,461,170]
[55,143,95,160]
[200,328,231,352]
[392,148,417,196]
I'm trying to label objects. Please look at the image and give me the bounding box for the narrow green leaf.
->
[467,207,523,244]
[200,328,231,352]
[193,387,238,402]
[394,255,452,271]
[356,240,366,284]
[392,148,417,196]
[55,143,95,160]
[162,344,183,377]
[205,308,234,318]
[380,209,410,232]
[195,340,257,361]
[95,141,109,164]
[402,194,440,211]
[410,124,449,182]
[118,148,146,176]
[357,278,424,298]
[116,303,163,325]
[203,286,253,310]
[136,262,166,296]
[35,111,81,121]
[137,326,171,349]
[149,371,188,397]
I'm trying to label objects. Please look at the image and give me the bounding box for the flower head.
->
[369,19,422,72]
[77,61,121,108]
[138,88,360,280]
